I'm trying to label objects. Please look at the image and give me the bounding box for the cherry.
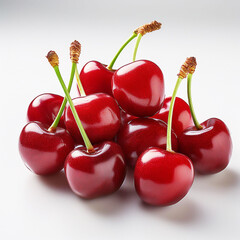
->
[152,97,193,136]
[19,122,74,175]
[27,93,65,128]
[48,51,126,198]
[134,147,194,206]
[134,57,195,206]
[65,141,126,198]
[79,61,115,96]
[178,64,232,174]
[179,118,232,174]
[64,93,121,144]
[112,60,165,117]
[117,118,178,168]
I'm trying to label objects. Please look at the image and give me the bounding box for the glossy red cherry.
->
[27,93,65,128]
[64,93,121,144]
[117,118,178,168]
[152,97,193,136]
[79,61,115,96]
[134,147,194,206]
[65,141,126,199]
[112,60,165,117]
[179,118,232,174]
[19,122,74,175]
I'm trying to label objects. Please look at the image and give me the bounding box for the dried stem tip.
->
[187,57,197,74]
[178,57,197,79]
[134,20,162,36]
[46,51,59,68]
[70,40,81,63]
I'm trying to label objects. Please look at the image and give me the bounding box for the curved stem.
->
[166,77,183,152]
[75,67,86,96]
[107,33,137,70]
[48,62,76,131]
[53,66,95,153]
[133,33,143,61]
[187,74,203,130]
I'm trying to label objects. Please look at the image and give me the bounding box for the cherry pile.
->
[19,21,233,206]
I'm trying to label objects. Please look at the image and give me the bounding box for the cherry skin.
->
[117,118,178,168]
[65,141,126,199]
[27,93,65,128]
[79,61,115,96]
[152,97,193,137]
[19,121,74,175]
[64,93,121,144]
[112,60,165,117]
[179,118,232,174]
[134,147,194,206]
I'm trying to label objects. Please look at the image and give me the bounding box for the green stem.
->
[166,77,183,152]
[75,67,86,96]
[53,65,95,153]
[107,33,137,70]
[187,74,203,130]
[48,62,76,131]
[133,33,143,61]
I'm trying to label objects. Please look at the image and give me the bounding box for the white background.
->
[1,0,240,239]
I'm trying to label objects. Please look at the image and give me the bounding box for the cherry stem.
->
[166,77,183,152]
[107,33,137,70]
[133,33,143,61]
[48,62,76,131]
[53,65,95,153]
[187,73,203,130]
[75,67,86,96]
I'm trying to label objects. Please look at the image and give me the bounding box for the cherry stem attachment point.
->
[75,67,86,96]
[133,33,143,62]
[54,65,95,153]
[48,62,76,132]
[187,73,203,130]
[107,33,137,70]
[166,77,183,152]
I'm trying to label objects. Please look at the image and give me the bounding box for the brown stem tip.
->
[70,40,81,63]
[178,57,197,79]
[46,51,59,68]
[134,20,162,36]
[187,57,197,74]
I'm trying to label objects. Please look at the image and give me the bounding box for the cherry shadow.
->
[139,198,202,224]
[194,168,239,191]
[37,170,72,194]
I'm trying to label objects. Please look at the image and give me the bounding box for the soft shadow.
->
[140,198,202,224]
[83,170,136,215]
[194,168,239,190]
[37,170,71,194]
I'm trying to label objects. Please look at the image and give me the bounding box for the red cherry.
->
[65,141,126,199]
[152,97,193,136]
[19,122,74,175]
[117,118,178,168]
[27,93,65,128]
[112,60,165,117]
[134,147,194,206]
[179,118,232,174]
[79,61,115,96]
[64,93,121,144]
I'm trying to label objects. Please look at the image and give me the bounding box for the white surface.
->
[1,1,240,239]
